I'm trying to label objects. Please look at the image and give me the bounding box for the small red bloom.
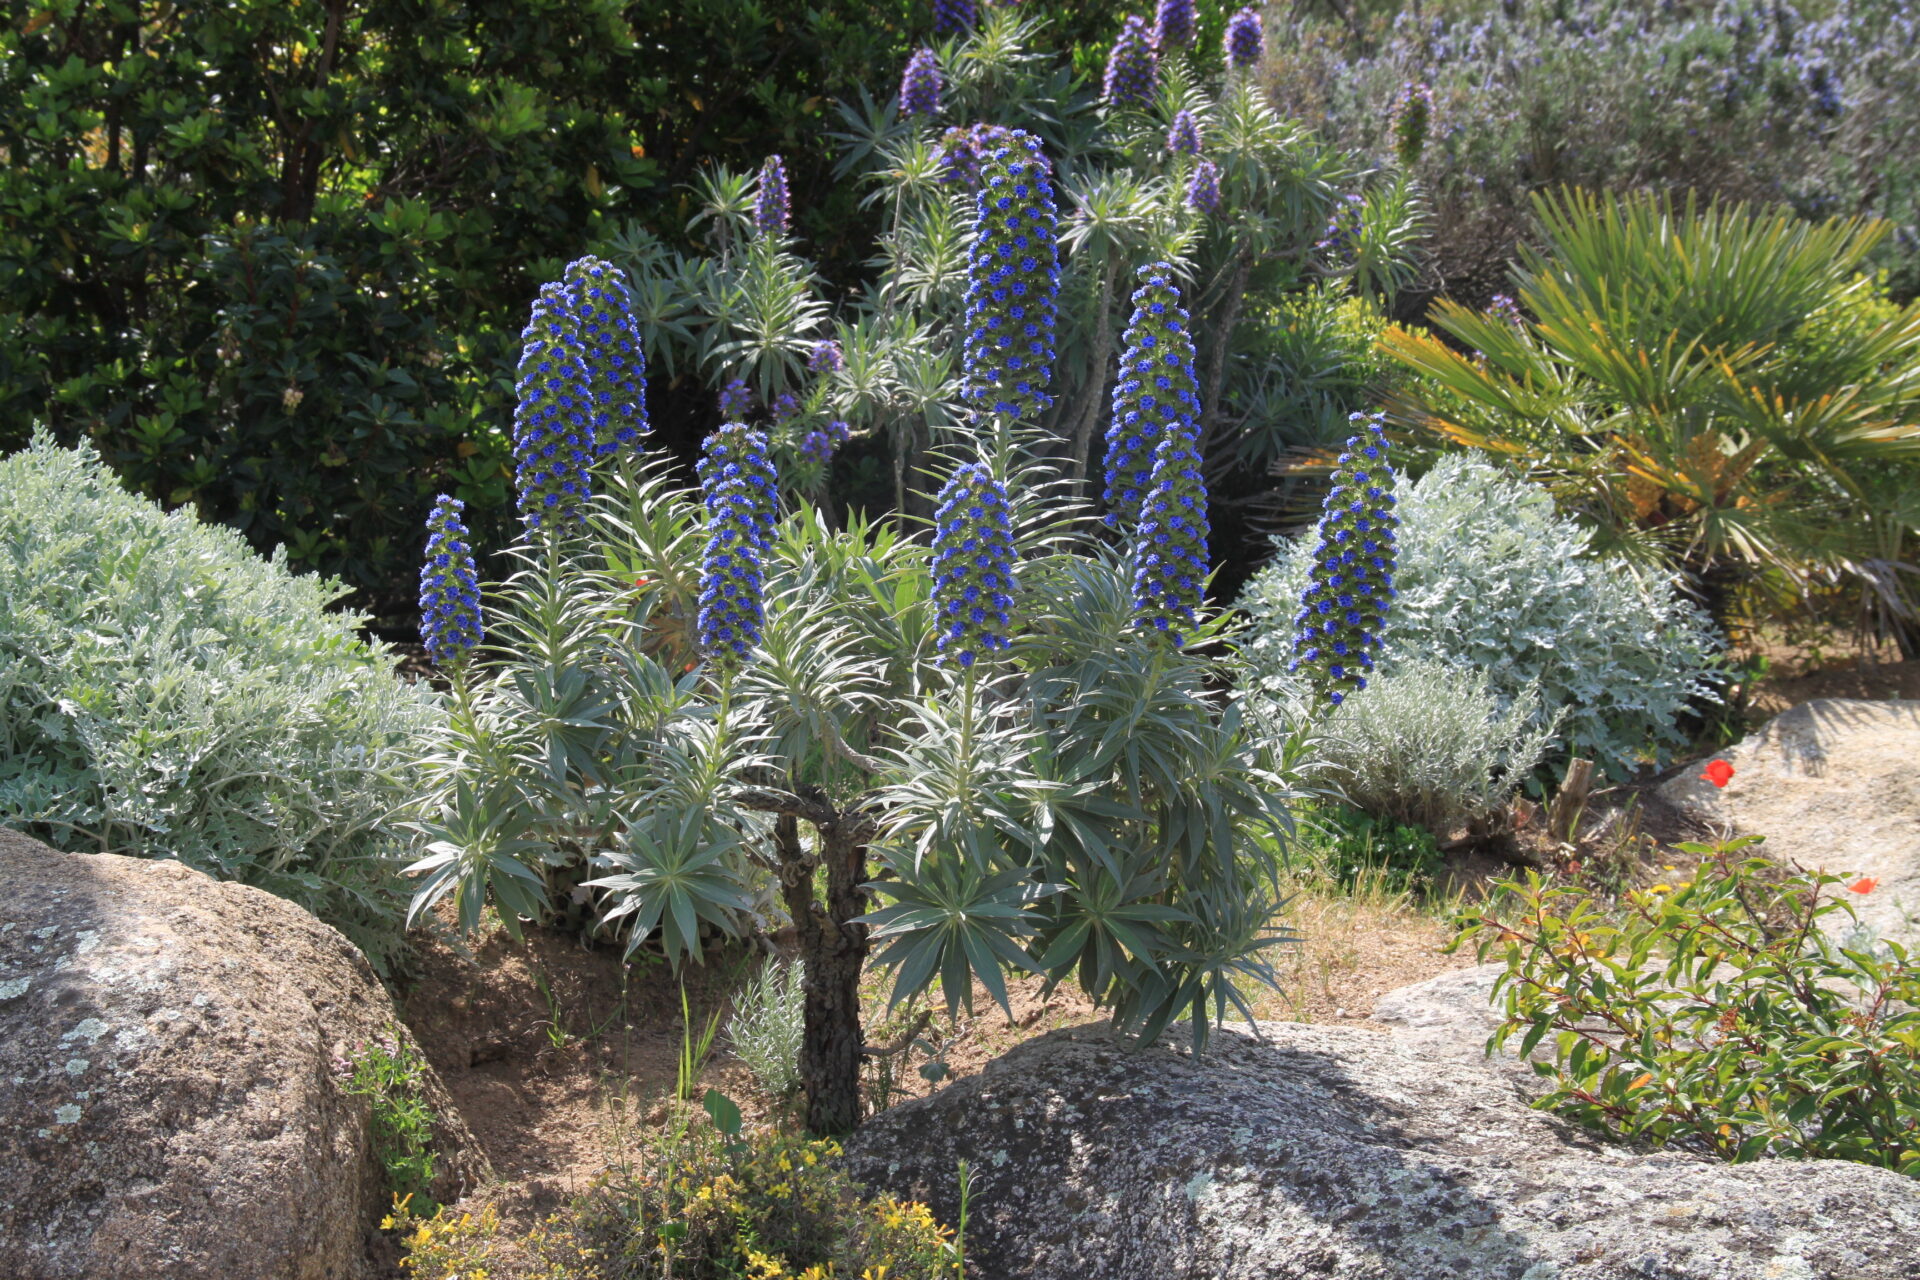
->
[1700,760,1734,788]
[1851,877,1879,895]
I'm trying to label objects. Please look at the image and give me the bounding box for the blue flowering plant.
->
[405,246,1301,1138]
[1285,413,1399,706]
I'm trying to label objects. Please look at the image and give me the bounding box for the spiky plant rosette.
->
[1166,109,1202,156]
[697,423,778,666]
[900,47,943,117]
[961,127,1061,422]
[1389,81,1434,166]
[1103,15,1159,108]
[1224,6,1265,70]
[1103,263,1201,530]
[754,155,790,237]
[1154,0,1196,50]
[1185,158,1222,213]
[930,462,1017,670]
[1288,414,1399,704]
[419,494,483,665]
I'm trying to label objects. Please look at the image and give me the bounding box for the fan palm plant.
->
[1382,189,1920,645]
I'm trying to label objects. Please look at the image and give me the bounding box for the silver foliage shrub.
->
[0,436,439,970]
[1239,453,1723,780]
[1315,658,1560,833]
[727,958,806,1097]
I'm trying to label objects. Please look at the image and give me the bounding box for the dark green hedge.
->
[1,0,974,616]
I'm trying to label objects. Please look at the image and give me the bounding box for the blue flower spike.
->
[931,462,1018,672]
[754,155,790,238]
[961,127,1062,423]
[1104,15,1159,108]
[901,48,943,118]
[1104,262,1201,532]
[420,495,484,666]
[1289,412,1399,703]
[1225,6,1265,71]
[510,256,649,531]
[697,422,779,667]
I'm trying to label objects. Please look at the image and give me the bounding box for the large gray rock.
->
[1660,699,1920,944]
[844,1023,1920,1280]
[1368,962,1512,1061]
[0,828,487,1280]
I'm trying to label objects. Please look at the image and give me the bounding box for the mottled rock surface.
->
[844,1022,1920,1280]
[0,828,487,1280]
[1368,962,1513,1062]
[1659,698,1920,944]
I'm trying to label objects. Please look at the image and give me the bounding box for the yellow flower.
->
[1649,884,1672,894]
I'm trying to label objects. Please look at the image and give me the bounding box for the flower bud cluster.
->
[808,340,843,373]
[1289,413,1399,704]
[1103,263,1200,530]
[937,125,983,187]
[961,127,1061,422]
[697,423,779,665]
[1316,193,1364,264]
[718,378,756,420]
[1489,293,1525,327]
[799,419,851,465]
[419,494,483,665]
[930,463,1017,670]
[1389,81,1434,166]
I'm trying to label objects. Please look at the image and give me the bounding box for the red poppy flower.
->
[1851,877,1879,895]
[1700,760,1734,788]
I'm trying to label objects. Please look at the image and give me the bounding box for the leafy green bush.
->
[1239,453,1724,780]
[1294,803,1444,894]
[1455,838,1920,1174]
[0,435,436,970]
[1307,658,1558,834]
[1228,283,1402,468]
[729,960,807,1098]
[387,1112,963,1278]
[339,1029,441,1209]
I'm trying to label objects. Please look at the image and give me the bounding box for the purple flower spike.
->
[1104,15,1159,108]
[1154,0,1195,50]
[754,154,790,238]
[1185,158,1221,213]
[808,340,843,373]
[1167,109,1202,156]
[1225,7,1265,71]
[901,47,943,117]
[932,0,975,35]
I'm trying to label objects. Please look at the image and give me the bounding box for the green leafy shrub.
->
[729,960,808,1098]
[0,436,437,970]
[339,1029,440,1210]
[1294,803,1444,894]
[387,1116,963,1278]
[1307,658,1558,834]
[1229,283,1402,467]
[1455,838,1920,1174]
[1239,453,1724,780]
